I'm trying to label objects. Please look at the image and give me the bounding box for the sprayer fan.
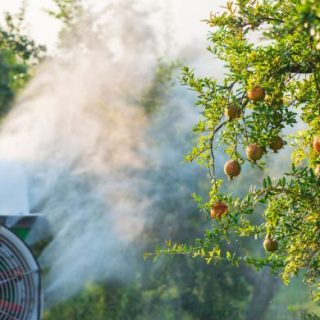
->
[0,225,41,320]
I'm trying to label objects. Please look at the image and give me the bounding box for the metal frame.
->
[0,224,42,320]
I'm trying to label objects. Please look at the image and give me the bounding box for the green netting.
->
[11,228,29,241]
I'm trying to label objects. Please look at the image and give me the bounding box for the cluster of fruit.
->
[210,201,278,252]
[210,87,320,252]
[224,86,285,180]
[209,201,278,252]
[211,85,284,252]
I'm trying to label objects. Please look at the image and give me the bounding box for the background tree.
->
[0,5,45,114]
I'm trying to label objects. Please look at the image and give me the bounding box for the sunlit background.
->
[0,1,222,52]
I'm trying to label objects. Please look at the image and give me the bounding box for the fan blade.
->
[0,300,23,313]
[0,308,19,320]
[0,268,24,280]
[0,269,37,286]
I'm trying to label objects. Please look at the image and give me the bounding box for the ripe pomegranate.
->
[263,236,278,252]
[312,137,320,153]
[269,136,284,153]
[246,144,264,161]
[224,105,241,121]
[315,164,320,177]
[210,202,228,219]
[224,159,241,179]
[247,86,266,102]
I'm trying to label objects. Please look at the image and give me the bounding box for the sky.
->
[0,0,226,52]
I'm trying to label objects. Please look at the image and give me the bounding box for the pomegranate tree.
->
[158,0,320,301]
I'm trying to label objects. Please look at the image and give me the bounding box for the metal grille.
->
[0,226,41,320]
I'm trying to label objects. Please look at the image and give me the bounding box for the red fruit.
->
[246,144,264,161]
[224,160,241,179]
[225,105,241,121]
[210,202,228,219]
[263,236,278,252]
[312,137,320,153]
[247,86,266,102]
[269,136,284,153]
[315,164,320,177]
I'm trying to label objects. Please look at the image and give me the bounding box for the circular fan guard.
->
[0,225,41,320]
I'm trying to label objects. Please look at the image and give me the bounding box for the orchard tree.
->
[155,0,320,300]
[0,6,45,114]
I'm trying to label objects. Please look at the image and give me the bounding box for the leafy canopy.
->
[154,0,320,300]
[0,6,45,114]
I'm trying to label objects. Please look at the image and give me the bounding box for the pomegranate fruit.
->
[225,105,241,121]
[263,236,278,252]
[269,136,284,153]
[210,202,228,219]
[246,144,264,161]
[247,86,266,102]
[224,160,241,179]
[313,137,320,153]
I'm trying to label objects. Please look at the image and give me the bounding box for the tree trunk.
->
[245,268,280,320]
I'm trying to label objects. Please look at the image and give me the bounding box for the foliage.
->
[43,257,250,320]
[152,0,320,301]
[0,6,45,114]
[47,0,83,33]
[141,61,180,114]
[300,311,320,320]
[43,283,107,320]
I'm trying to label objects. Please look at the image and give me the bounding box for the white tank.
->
[0,161,29,216]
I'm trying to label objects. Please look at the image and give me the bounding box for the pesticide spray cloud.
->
[0,0,296,311]
[0,0,197,304]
